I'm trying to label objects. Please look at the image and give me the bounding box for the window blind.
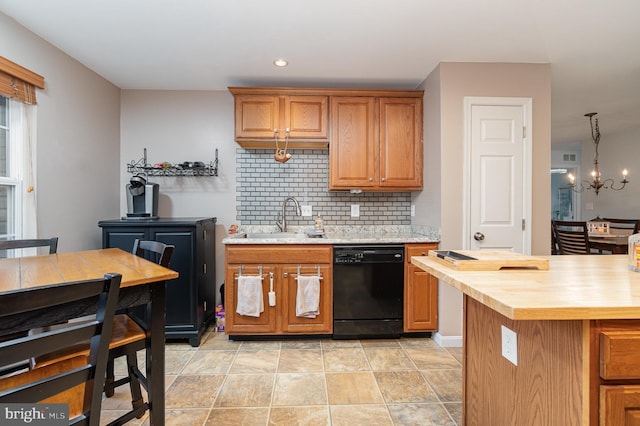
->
[0,56,45,105]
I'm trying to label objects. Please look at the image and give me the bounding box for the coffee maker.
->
[125,174,159,219]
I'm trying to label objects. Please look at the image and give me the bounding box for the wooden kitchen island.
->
[412,253,640,426]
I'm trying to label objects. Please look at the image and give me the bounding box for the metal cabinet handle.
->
[369,177,373,182]
[381,177,386,182]
[283,272,288,278]
[474,232,485,241]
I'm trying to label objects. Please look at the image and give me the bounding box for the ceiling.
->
[1,0,639,147]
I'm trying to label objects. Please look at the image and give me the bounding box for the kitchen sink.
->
[242,232,303,239]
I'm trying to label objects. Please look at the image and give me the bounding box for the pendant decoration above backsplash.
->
[274,128,292,163]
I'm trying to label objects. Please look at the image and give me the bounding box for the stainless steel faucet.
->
[276,196,302,232]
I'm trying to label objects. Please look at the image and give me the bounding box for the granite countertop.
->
[411,253,640,321]
[222,225,440,245]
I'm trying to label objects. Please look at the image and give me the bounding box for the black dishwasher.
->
[333,245,404,339]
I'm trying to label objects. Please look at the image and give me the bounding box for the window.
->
[0,95,23,241]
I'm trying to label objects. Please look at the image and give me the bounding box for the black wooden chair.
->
[0,273,122,426]
[0,237,59,255]
[552,220,591,255]
[34,239,174,425]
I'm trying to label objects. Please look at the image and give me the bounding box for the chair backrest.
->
[132,239,174,267]
[601,218,640,235]
[0,273,122,425]
[552,220,590,255]
[0,237,59,255]
[551,222,559,255]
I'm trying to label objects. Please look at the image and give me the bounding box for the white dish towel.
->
[296,275,320,318]
[236,275,264,317]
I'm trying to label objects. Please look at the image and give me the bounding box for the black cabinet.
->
[98,217,216,346]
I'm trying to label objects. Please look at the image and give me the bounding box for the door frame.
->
[462,97,533,254]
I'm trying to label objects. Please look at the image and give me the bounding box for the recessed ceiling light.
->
[273,58,288,67]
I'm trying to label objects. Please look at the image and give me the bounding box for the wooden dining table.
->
[0,248,179,426]
[588,233,629,254]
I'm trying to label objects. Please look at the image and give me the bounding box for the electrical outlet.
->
[501,325,518,366]
[411,205,416,217]
[301,205,312,217]
[351,204,360,218]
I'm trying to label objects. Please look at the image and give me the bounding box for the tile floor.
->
[100,326,463,426]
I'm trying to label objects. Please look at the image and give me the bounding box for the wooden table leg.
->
[147,280,166,426]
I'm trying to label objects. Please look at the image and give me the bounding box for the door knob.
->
[474,232,485,241]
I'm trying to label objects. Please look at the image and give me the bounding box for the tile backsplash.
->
[236,148,411,227]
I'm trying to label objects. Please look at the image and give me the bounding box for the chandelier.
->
[567,112,628,196]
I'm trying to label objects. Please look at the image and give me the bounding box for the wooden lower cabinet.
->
[592,320,640,425]
[225,245,332,336]
[404,243,439,332]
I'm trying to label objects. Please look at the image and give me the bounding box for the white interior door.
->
[465,98,532,253]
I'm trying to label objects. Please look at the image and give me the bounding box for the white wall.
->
[120,90,238,295]
[1,12,121,251]
[576,125,640,219]
[414,62,552,343]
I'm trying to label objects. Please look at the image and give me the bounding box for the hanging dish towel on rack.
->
[296,275,320,318]
[236,275,264,317]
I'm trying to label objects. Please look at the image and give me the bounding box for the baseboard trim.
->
[433,332,463,347]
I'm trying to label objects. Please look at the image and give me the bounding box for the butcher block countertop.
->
[411,253,640,321]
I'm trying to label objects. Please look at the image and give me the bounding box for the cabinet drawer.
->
[600,331,640,380]
[405,244,437,264]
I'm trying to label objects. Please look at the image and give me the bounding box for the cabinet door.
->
[600,385,640,425]
[379,97,423,190]
[225,265,278,334]
[234,95,280,139]
[404,244,438,332]
[329,96,377,189]
[102,228,148,252]
[285,96,328,140]
[281,265,333,334]
[150,229,197,330]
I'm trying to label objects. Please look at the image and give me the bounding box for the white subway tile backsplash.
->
[236,148,411,226]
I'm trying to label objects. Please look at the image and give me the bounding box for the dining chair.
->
[601,218,640,234]
[0,237,59,255]
[552,220,591,255]
[0,273,122,426]
[34,239,174,425]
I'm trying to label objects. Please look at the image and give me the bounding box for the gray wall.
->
[1,12,121,251]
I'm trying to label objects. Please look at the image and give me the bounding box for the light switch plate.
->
[351,204,360,218]
[301,205,312,217]
[501,325,518,366]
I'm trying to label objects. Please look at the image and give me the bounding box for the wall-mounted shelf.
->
[127,148,219,177]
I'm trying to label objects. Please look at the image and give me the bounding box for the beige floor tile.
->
[400,337,439,348]
[269,406,330,426]
[321,339,361,349]
[323,347,370,371]
[278,349,324,373]
[166,375,226,408]
[239,341,282,351]
[421,369,463,402]
[446,346,464,364]
[199,333,242,351]
[214,374,274,407]
[281,339,323,350]
[387,403,457,426]
[325,372,384,405]
[329,404,393,426]
[374,371,439,403]
[360,339,402,348]
[443,402,463,425]
[165,349,197,375]
[272,373,328,406]
[365,347,416,371]
[163,409,211,426]
[229,349,280,373]
[99,409,148,426]
[182,350,236,375]
[204,407,269,426]
[404,347,461,369]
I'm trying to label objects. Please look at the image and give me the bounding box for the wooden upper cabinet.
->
[230,88,329,148]
[329,96,378,189]
[379,98,423,189]
[329,95,423,191]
